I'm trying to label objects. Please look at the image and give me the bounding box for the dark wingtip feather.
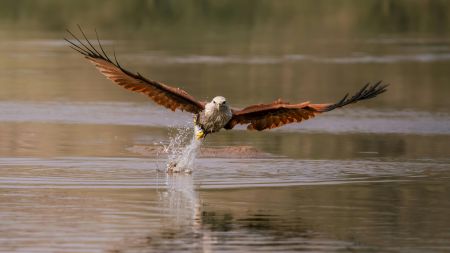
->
[65,26,122,69]
[77,24,102,57]
[94,28,112,62]
[322,81,388,112]
[65,27,155,84]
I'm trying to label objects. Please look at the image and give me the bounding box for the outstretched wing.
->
[225,82,388,131]
[65,26,205,114]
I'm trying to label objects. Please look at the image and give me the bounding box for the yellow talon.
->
[194,124,205,140]
[195,129,205,140]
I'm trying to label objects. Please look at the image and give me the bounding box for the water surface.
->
[0,1,450,252]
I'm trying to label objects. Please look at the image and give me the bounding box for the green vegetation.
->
[0,0,449,36]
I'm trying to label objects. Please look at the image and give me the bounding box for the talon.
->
[194,125,205,140]
[195,129,205,140]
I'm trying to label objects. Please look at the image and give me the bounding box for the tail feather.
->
[320,81,388,112]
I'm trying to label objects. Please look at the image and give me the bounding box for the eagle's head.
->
[211,96,228,110]
[205,96,230,114]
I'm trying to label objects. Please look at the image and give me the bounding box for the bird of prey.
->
[66,28,388,140]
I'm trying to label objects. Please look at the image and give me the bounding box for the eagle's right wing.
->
[225,82,388,131]
[66,26,205,114]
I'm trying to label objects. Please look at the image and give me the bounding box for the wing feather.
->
[225,82,388,131]
[66,26,205,114]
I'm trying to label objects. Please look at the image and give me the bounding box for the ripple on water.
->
[1,156,449,252]
[0,157,448,189]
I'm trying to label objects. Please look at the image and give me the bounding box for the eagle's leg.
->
[194,114,206,140]
[195,125,205,140]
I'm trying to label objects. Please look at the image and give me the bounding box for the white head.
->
[205,96,229,114]
[211,96,227,106]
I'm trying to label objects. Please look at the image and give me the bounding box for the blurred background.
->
[1,0,450,108]
[0,0,449,158]
[0,1,450,252]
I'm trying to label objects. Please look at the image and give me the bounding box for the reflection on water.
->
[1,1,450,252]
[1,156,449,252]
[160,174,199,224]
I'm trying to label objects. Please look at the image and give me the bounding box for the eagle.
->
[66,27,388,140]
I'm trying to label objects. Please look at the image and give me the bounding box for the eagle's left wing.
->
[224,82,388,131]
[65,26,205,114]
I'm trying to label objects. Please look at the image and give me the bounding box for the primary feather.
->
[65,25,205,114]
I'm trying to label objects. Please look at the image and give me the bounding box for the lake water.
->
[0,1,449,252]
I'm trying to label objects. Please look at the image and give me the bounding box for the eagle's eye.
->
[213,101,216,104]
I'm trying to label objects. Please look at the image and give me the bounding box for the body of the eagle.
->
[194,96,232,139]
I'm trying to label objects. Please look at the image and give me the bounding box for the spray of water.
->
[160,125,202,173]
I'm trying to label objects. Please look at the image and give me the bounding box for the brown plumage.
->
[66,27,388,136]
[224,82,387,131]
[65,26,204,114]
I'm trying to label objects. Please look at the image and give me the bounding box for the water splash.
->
[161,125,202,173]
